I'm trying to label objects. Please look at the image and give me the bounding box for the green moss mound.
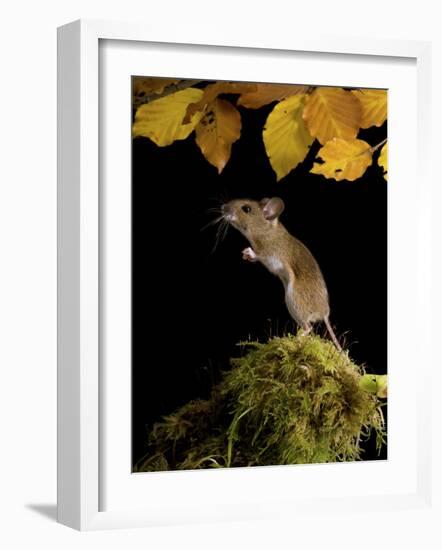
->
[135,333,386,471]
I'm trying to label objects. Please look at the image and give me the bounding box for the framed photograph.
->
[57,19,432,530]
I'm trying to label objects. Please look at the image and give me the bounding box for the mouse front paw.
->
[242,247,258,262]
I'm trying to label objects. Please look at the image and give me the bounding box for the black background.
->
[132,86,387,467]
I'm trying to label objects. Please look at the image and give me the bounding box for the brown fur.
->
[223,197,341,350]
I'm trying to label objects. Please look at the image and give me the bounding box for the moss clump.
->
[134,333,386,472]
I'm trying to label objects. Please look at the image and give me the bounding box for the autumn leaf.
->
[378,142,388,181]
[303,87,362,145]
[311,138,372,181]
[133,77,180,99]
[184,82,257,123]
[133,88,204,146]
[263,94,313,181]
[351,89,387,129]
[237,83,309,109]
[195,98,241,173]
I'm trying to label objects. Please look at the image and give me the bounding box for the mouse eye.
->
[241,205,251,213]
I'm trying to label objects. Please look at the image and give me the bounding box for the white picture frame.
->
[57,19,432,531]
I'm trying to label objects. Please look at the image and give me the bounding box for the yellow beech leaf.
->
[311,138,372,181]
[133,88,204,146]
[351,89,387,129]
[133,77,180,99]
[303,87,362,145]
[378,142,388,181]
[195,98,241,173]
[237,83,309,109]
[184,82,256,123]
[263,94,313,181]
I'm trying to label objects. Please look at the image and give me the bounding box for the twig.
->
[133,79,202,107]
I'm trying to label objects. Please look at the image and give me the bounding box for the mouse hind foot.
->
[299,323,313,337]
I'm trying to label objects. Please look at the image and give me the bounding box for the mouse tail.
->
[324,316,342,352]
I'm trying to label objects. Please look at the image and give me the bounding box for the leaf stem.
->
[368,137,387,154]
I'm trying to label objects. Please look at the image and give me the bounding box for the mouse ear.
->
[261,197,285,220]
[259,197,271,208]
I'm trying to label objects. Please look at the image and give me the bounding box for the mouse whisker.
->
[207,191,229,206]
[207,194,224,203]
[200,215,224,232]
[212,221,224,252]
[205,207,222,215]
[211,218,228,254]
[218,190,230,204]
[220,219,230,242]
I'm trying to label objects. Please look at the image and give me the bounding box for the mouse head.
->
[222,197,285,240]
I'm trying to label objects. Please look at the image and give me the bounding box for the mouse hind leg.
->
[299,322,313,336]
[284,285,312,337]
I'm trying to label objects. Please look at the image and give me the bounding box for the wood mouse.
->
[222,197,342,351]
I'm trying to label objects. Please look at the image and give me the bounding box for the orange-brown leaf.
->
[195,98,241,173]
[184,82,256,123]
[351,89,387,129]
[237,83,309,109]
[303,87,362,145]
[133,77,180,100]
